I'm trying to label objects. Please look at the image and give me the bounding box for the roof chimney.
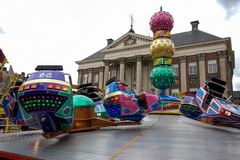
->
[191,20,199,31]
[107,38,114,45]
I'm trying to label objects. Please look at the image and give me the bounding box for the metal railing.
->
[0,117,9,133]
[0,117,23,134]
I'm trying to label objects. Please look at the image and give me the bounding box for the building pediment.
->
[102,32,152,52]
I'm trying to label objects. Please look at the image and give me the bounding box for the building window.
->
[94,74,99,83]
[172,64,179,76]
[172,88,180,96]
[175,80,179,84]
[83,74,88,84]
[208,60,217,73]
[189,62,197,75]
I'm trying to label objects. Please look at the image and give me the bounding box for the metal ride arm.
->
[0,74,19,104]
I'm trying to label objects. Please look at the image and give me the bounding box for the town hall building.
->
[76,21,235,95]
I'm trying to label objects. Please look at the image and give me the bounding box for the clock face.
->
[127,38,134,45]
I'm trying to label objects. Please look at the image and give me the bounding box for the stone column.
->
[197,53,206,86]
[165,89,170,95]
[218,51,228,82]
[104,60,110,87]
[87,68,92,83]
[111,63,117,77]
[148,63,153,93]
[119,58,125,82]
[77,69,82,85]
[98,67,104,89]
[179,56,187,91]
[136,56,142,94]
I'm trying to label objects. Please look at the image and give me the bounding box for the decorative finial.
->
[130,14,134,30]
[129,14,135,33]
[160,6,163,11]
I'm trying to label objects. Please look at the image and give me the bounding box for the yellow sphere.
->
[150,38,175,58]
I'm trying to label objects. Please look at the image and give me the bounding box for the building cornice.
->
[77,37,231,65]
[104,38,230,60]
[77,60,104,70]
[75,58,104,64]
[104,38,230,54]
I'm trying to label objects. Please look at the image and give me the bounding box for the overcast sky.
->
[0,0,240,90]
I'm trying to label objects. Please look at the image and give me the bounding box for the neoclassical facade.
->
[76,21,235,95]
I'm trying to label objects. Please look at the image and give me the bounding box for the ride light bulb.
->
[225,111,231,116]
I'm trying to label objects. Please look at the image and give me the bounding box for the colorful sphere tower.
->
[149,8,176,94]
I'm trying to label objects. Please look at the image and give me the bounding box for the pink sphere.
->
[149,11,174,33]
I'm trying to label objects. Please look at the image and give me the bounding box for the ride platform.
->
[68,117,141,133]
[1,115,240,160]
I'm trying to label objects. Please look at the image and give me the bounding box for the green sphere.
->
[150,65,176,90]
